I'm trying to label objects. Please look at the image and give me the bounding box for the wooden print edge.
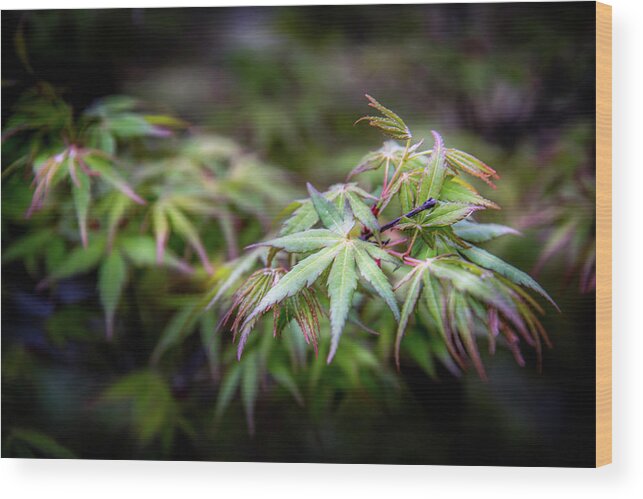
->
[595,1,612,468]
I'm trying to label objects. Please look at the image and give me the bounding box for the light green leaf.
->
[421,202,480,227]
[49,236,106,280]
[165,204,212,273]
[252,229,342,253]
[307,183,352,234]
[151,305,199,363]
[453,220,520,243]
[327,244,358,363]
[460,245,558,309]
[346,192,379,234]
[418,131,446,201]
[241,354,260,434]
[152,203,169,263]
[246,244,342,325]
[98,250,127,339]
[281,200,319,235]
[83,154,145,205]
[354,246,400,320]
[395,265,425,369]
[72,167,91,247]
[215,363,242,420]
[440,176,499,209]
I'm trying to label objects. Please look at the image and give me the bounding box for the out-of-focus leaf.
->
[241,353,260,434]
[215,363,242,420]
[151,304,199,362]
[98,250,128,340]
[5,429,76,459]
[268,363,303,406]
[72,166,91,247]
[2,229,54,263]
[164,204,213,273]
[49,235,106,281]
[119,235,192,274]
[82,153,145,205]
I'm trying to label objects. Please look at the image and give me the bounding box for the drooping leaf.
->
[327,244,358,362]
[394,265,425,369]
[460,245,558,310]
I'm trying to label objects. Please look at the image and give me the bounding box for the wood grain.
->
[595,1,612,468]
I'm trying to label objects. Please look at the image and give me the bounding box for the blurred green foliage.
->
[2,4,596,466]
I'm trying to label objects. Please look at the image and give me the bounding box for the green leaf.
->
[421,202,480,228]
[98,250,127,339]
[241,354,260,434]
[245,243,342,325]
[268,363,303,406]
[346,192,379,234]
[395,265,425,369]
[357,95,412,140]
[7,429,76,459]
[418,131,446,202]
[440,176,499,209]
[152,203,169,263]
[445,148,499,187]
[453,220,520,243]
[460,245,558,309]
[354,246,400,320]
[327,244,358,362]
[119,235,192,273]
[215,363,242,420]
[251,229,342,253]
[49,236,106,281]
[280,200,319,235]
[72,167,91,247]
[83,153,145,205]
[2,229,54,263]
[165,204,213,273]
[307,183,352,234]
[151,305,200,363]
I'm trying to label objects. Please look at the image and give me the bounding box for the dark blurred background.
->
[2,3,596,466]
